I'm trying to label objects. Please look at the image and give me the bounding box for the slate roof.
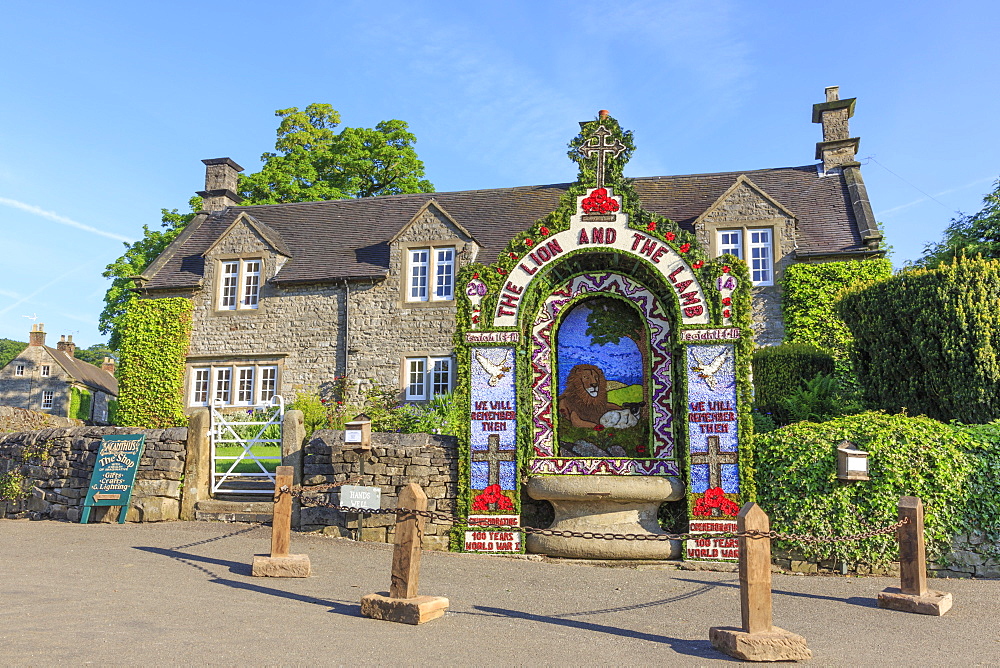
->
[45,348,119,396]
[144,164,869,290]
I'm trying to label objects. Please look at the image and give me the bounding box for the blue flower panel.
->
[720,463,740,494]
[471,461,490,490]
[690,463,709,494]
[499,461,517,491]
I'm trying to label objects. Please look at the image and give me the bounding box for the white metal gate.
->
[210,395,284,495]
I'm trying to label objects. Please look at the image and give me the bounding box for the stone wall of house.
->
[0,345,74,416]
[178,205,479,407]
[299,429,459,549]
[0,426,187,522]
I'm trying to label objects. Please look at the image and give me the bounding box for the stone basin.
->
[525,474,684,559]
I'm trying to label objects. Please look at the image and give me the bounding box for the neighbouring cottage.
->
[0,324,118,423]
[136,87,884,559]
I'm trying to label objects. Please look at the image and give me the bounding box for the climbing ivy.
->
[69,386,91,421]
[116,298,192,428]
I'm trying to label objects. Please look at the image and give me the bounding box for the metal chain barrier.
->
[282,485,908,544]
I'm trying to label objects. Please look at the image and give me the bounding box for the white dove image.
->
[475,350,512,387]
[691,350,731,390]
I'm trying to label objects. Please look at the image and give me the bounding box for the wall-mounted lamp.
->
[837,440,869,482]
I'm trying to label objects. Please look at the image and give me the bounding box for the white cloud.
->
[0,197,134,243]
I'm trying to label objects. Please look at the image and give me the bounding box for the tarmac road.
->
[2,519,998,666]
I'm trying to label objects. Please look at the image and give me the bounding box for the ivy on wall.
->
[781,258,892,385]
[69,386,91,421]
[116,298,192,428]
[837,256,1000,423]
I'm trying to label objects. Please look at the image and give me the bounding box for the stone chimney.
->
[56,334,76,357]
[101,357,116,374]
[197,157,245,212]
[812,86,860,172]
[28,323,45,347]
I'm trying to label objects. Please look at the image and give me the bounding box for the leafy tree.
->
[239,104,434,203]
[74,343,116,367]
[101,104,434,350]
[918,178,1000,267]
[584,297,649,412]
[0,338,27,369]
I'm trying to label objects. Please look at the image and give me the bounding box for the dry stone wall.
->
[0,426,187,522]
[300,429,459,549]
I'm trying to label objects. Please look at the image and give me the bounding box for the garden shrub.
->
[781,258,892,389]
[754,412,975,567]
[752,343,834,420]
[837,256,1000,423]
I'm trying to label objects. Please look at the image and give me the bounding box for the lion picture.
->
[558,364,623,429]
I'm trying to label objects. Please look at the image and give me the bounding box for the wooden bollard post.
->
[710,503,812,662]
[251,466,311,577]
[877,496,952,615]
[361,483,449,625]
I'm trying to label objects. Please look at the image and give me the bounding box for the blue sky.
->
[1,1,997,347]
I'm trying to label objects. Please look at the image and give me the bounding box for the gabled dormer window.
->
[218,259,262,310]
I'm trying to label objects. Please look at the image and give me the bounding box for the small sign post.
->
[80,434,146,524]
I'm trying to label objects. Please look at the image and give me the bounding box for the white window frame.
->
[716,227,774,287]
[190,364,279,407]
[41,390,54,409]
[15,365,24,376]
[407,246,455,302]
[40,365,50,377]
[218,258,263,310]
[404,356,452,401]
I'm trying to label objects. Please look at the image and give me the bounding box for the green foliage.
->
[751,410,778,434]
[781,258,893,387]
[917,178,1000,267]
[116,298,192,428]
[69,387,91,421]
[954,420,1000,556]
[0,338,27,369]
[837,256,1000,423]
[239,105,434,203]
[754,412,976,567]
[1,439,53,502]
[781,374,863,424]
[100,196,201,351]
[752,343,834,418]
[73,343,115,367]
[107,399,119,425]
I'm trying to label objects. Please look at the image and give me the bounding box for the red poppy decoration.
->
[471,315,480,323]
[721,297,732,306]
[471,485,515,512]
[593,424,604,432]
[497,268,507,276]
[692,487,740,517]
[540,226,550,236]
[722,266,731,273]
[472,272,479,279]
[582,187,620,214]
[524,238,534,247]
[679,243,691,253]
[665,231,676,241]
[646,221,657,232]
[723,309,732,318]
[509,252,518,260]
[693,260,704,269]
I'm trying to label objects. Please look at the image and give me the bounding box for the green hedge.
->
[754,412,990,567]
[782,258,892,384]
[69,386,91,421]
[116,298,192,428]
[752,343,834,418]
[837,256,1000,423]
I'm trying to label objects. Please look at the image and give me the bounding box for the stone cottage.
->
[0,324,118,422]
[135,86,882,412]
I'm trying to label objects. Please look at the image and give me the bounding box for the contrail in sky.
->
[0,197,134,243]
